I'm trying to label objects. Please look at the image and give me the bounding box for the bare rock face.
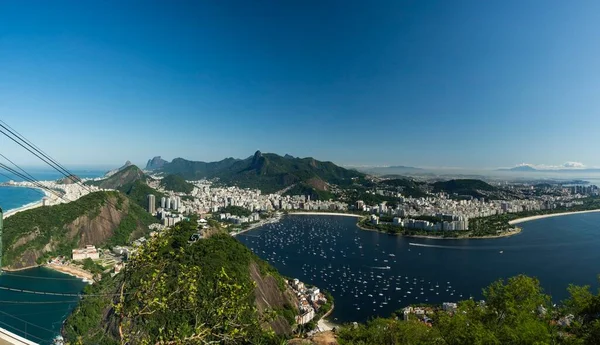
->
[145,156,168,170]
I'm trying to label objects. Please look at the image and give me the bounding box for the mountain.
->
[62,221,301,344]
[499,165,600,173]
[118,179,165,210]
[89,165,146,190]
[155,151,364,194]
[2,191,158,269]
[159,156,240,178]
[145,156,168,170]
[56,174,80,185]
[160,174,194,193]
[104,160,133,177]
[499,165,538,172]
[432,179,500,198]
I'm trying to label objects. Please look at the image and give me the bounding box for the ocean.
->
[0,268,87,344]
[0,169,106,213]
[238,214,600,324]
[0,168,105,344]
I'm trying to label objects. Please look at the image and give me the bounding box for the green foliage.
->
[470,196,600,236]
[87,165,146,189]
[160,174,194,193]
[63,221,292,344]
[338,274,600,345]
[80,258,105,275]
[158,152,364,194]
[379,178,428,198]
[432,179,496,197]
[338,318,444,345]
[2,191,157,268]
[117,179,164,209]
[284,183,335,201]
[221,205,252,217]
[63,274,122,345]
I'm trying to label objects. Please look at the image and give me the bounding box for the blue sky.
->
[1,0,600,169]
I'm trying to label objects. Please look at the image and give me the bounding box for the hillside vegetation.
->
[159,174,194,193]
[87,165,146,190]
[117,179,165,210]
[63,220,297,344]
[430,179,517,199]
[2,191,157,269]
[156,151,364,194]
[337,275,600,345]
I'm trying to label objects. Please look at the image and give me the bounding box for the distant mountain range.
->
[145,151,364,194]
[499,166,600,173]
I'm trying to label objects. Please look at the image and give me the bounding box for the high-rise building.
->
[160,197,166,208]
[148,194,156,214]
[166,197,171,209]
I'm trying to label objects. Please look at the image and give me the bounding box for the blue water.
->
[0,169,105,343]
[238,214,600,323]
[0,169,105,213]
[0,268,87,344]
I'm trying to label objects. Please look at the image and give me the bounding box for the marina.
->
[238,213,600,323]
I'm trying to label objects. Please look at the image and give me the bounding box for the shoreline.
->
[357,221,522,240]
[232,213,284,237]
[287,211,363,218]
[1,185,51,218]
[508,208,600,225]
[44,263,94,282]
[317,302,337,332]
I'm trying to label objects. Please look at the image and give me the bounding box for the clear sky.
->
[2,0,600,169]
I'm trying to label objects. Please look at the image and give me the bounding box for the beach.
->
[45,263,94,282]
[508,209,600,225]
[1,186,51,218]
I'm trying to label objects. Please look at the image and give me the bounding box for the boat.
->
[499,250,504,254]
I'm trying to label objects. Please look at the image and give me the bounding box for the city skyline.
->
[2,1,600,168]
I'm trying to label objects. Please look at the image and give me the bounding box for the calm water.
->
[0,169,105,213]
[238,214,600,323]
[0,268,87,344]
[0,169,104,343]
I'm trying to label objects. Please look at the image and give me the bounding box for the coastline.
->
[1,185,51,218]
[508,208,600,225]
[287,211,363,218]
[356,221,522,240]
[317,302,337,332]
[44,263,94,282]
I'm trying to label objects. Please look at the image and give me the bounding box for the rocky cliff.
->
[2,191,157,269]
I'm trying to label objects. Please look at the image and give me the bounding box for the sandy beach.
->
[45,263,94,281]
[2,186,51,218]
[508,208,600,225]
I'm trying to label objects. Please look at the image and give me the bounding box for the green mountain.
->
[88,165,146,190]
[63,220,301,344]
[2,191,158,269]
[156,151,364,194]
[432,179,498,198]
[160,174,194,193]
[117,179,165,210]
